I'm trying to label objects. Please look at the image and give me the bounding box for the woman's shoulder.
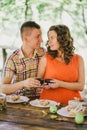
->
[73,54,83,60]
[45,54,53,59]
[72,54,84,64]
[40,54,52,63]
[40,54,47,62]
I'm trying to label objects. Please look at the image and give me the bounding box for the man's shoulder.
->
[7,49,20,60]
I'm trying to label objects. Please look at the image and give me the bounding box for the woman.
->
[37,25,85,105]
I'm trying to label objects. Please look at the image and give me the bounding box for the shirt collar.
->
[18,47,38,59]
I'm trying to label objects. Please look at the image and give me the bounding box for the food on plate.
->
[49,106,57,113]
[67,100,78,112]
[66,100,87,116]
[39,99,50,106]
[11,95,20,101]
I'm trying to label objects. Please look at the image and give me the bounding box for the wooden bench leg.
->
[2,49,7,66]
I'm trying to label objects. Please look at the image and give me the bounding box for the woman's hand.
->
[43,79,60,89]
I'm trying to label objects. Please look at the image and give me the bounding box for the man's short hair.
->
[20,21,40,34]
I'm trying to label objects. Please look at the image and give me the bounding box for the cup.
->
[0,93,7,111]
[36,78,44,85]
[45,79,54,85]
[68,100,79,108]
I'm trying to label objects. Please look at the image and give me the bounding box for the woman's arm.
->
[37,55,46,78]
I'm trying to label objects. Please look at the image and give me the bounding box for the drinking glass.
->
[0,83,7,111]
[0,93,7,111]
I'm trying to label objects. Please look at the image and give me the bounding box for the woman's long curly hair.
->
[47,25,75,64]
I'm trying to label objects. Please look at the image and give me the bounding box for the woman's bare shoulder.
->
[40,54,47,61]
[74,54,84,60]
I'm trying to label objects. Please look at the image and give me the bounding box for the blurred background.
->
[0,0,87,87]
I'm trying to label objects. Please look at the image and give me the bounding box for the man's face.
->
[25,28,43,49]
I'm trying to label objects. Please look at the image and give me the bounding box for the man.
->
[2,21,45,98]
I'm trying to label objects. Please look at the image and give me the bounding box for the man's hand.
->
[24,78,41,88]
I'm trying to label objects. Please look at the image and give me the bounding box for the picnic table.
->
[0,99,87,130]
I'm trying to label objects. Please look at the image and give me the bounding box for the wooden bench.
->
[0,45,17,66]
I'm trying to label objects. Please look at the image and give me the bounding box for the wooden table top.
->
[0,100,87,130]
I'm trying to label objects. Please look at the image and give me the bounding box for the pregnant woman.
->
[37,25,85,105]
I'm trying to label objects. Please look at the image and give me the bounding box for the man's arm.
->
[1,77,24,94]
[1,77,41,95]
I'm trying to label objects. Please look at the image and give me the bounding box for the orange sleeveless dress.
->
[40,54,81,105]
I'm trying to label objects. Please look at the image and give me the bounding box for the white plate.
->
[30,99,60,108]
[6,95,29,103]
[57,107,74,118]
[57,107,87,118]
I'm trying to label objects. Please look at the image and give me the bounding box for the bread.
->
[11,95,20,101]
[69,111,76,116]
[39,100,50,106]
[66,100,87,116]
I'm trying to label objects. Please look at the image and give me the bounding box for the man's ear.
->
[23,35,29,42]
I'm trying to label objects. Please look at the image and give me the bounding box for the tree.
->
[0,0,87,48]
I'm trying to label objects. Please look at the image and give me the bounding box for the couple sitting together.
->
[1,21,85,105]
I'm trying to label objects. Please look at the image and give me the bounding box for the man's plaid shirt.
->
[2,47,45,97]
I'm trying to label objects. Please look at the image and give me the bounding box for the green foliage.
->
[0,0,87,48]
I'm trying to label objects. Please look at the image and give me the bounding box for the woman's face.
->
[48,30,59,50]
